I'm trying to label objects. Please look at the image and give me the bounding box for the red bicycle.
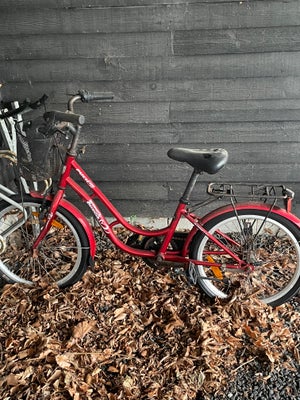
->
[0,90,299,306]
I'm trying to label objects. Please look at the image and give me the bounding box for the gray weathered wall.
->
[1,0,300,217]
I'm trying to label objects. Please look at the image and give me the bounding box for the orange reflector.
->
[206,255,223,279]
[32,212,63,229]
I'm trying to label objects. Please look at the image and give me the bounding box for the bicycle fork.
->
[31,190,64,253]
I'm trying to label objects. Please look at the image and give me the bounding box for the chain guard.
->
[126,232,188,268]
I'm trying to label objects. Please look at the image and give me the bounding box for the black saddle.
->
[167,148,228,174]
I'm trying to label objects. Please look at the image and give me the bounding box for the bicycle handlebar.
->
[1,89,111,127]
[44,111,85,126]
[0,94,48,119]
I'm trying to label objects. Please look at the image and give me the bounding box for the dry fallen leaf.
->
[55,354,74,370]
[6,374,20,386]
[72,320,97,339]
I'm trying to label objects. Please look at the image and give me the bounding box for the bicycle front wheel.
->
[190,209,300,306]
[0,195,90,287]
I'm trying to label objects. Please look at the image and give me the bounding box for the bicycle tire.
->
[0,195,90,287]
[189,208,300,306]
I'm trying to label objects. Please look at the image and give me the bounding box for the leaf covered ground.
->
[0,234,299,400]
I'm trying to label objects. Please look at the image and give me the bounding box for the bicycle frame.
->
[29,150,288,272]
[31,153,196,262]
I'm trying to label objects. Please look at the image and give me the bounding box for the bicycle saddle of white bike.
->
[167,148,228,174]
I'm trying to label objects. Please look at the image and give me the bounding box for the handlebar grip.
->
[78,89,114,102]
[44,111,85,126]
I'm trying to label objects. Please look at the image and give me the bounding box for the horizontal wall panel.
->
[3,97,299,126]
[35,99,300,124]
[78,121,300,145]
[50,102,169,124]
[79,162,300,184]
[0,0,285,9]
[174,26,300,56]
[0,32,171,61]
[3,52,300,84]
[4,77,300,103]
[39,99,300,124]
[94,182,169,201]
[77,162,191,183]
[170,99,300,123]
[21,77,300,102]
[1,2,300,34]
[79,142,300,164]
[81,76,300,101]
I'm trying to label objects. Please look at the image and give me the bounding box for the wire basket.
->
[17,116,66,181]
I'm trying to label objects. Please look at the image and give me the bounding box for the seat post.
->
[180,169,201,204]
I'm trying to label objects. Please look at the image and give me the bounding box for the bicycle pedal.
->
[187,263,198,285]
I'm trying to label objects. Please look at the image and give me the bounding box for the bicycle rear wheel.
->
[0,195,90,287]
[190,209,300,306]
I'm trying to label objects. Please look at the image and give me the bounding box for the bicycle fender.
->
[184,202,300,255]
[200,202,300,228]
[59,198,96,257]
[30,192,96,258]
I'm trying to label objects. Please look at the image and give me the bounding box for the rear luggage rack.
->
[207,183,294,201]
